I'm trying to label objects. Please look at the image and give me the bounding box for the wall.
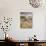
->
[0,0,46,40]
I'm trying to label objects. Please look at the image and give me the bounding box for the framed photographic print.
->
[20,12,33,29]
